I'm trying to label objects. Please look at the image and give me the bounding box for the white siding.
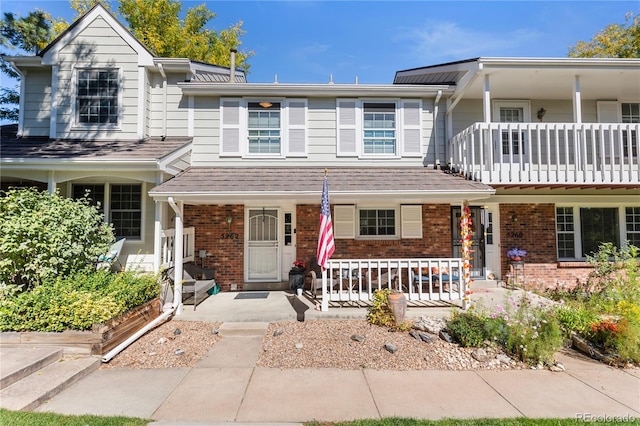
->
[22,69,51,137]
[54,16,140,139]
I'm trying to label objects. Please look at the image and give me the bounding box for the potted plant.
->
[290,260,306,295]
[507,247,527,262]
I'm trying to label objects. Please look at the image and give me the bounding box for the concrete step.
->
[0,355,100,411]
[0,347,64,390]
[218,321,269,337]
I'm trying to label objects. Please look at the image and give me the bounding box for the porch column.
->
[573,75,582,123]
[483,74,491,123]
[168,197,184,315]
[153,200,163,273]
[47,171,56,194]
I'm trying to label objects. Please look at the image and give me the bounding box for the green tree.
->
[118,0,252,71]
[0,188,115,290]
[0,10,54,121]
[568,11,640,58]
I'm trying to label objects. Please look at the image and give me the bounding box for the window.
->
[76,69,119,124]
[359,208,396,237]
[111,185,142,239]
[499,107,525,155]
[363,103,396,154]
[248,102,281,154]
[556,207,575,258]
[626,207,640,248]
[73,183,142,240]
[556,207,627,259]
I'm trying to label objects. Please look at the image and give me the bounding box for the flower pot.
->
[296,287,303,296]
[510,256,521,262]
[387,291,407,324]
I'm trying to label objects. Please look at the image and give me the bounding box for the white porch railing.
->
[320,258,466,312]
[160,227,195,268]
[450,123,639,185]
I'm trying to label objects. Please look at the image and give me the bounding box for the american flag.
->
[316,175,335,270]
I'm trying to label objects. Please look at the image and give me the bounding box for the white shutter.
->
[285,99,307,156]
[401,100,422,156]
[337,99,359,156]
[596,101,619,123]
[401,205,422,238]
[333,205,355,239]
[220,98,243,156]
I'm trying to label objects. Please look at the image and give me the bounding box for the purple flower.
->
[507,247,527,258]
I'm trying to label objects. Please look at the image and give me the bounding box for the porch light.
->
[226,216,233,229]
[537,108,546,121]
[259,102,272,108]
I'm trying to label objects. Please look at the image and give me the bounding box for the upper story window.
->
[337,99,422,158]
[248,102,281,154]
[220,98,307,157]
[363,103,396,155]
[76,69,119,125]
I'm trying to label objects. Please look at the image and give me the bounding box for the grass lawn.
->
[3,411,636,426]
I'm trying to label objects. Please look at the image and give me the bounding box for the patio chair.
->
[160,264,217,311]
[309,270,323,298]
[96,238,126,272]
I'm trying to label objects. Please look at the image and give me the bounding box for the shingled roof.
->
[149,167,495,203]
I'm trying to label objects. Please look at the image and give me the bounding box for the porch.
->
[450,122,639,185]
[161,227,470,312]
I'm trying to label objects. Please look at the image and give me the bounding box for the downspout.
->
[157,63,167,139]
[102,196,183,363]
[433,90,442,169]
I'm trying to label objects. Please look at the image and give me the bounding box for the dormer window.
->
[76,68,120,125]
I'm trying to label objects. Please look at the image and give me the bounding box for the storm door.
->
[451,206,485,278]
[247,208,279,281]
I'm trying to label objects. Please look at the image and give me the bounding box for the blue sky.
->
[1,0,638,85]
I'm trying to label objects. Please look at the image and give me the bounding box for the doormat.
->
[234,292,269,300]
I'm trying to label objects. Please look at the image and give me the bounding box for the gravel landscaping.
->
[101,317,527,371]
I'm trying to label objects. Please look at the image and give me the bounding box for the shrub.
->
[0,188,114,290]
[367,288,411,330]
[446,312,487,347]
[556,305,597,337]
[0,270,159,332]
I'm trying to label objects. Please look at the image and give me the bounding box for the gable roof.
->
[40,3,154,66]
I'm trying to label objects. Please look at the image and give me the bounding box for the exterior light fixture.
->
[225,216,233,229]
[259,102,272,108]
[537,108,546,121]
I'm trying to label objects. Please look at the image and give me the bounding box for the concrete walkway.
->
[25,285,640,423]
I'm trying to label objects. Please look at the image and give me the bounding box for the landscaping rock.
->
[175,348,185,356]
[419,333,435,343]
[472,348,489,362]
[173,328,181,335]
[413,316,446,334]
[273,328,284,337]
[384,343,397,354]
[351,334,365,342]
[496,354,512,365]
[549,362,565,372]
[439,329,453,343]
[294,343,303,349]
[157,337,168,345]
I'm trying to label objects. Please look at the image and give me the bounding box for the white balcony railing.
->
[319,258,467,312]
[450,123,639,185]
[160,227,195,268]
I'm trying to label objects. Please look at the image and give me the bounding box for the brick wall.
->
[182,202,595,292]
[184,205,244,291]
[499,203,592,289]
[295,204,453,268]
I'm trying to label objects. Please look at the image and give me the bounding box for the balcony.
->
[450,123,639,185]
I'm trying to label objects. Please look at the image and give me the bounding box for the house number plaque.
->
[220,233,239,239]
[506,231,524,238]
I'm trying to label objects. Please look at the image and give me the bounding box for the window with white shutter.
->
[400,100,422,156]
[401,205,422,238]
[337,99,358,156]
[333,205,355,239]
[220,98,243,156]
[285,99,307,156]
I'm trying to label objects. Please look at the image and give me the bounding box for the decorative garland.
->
[460,202,474,309]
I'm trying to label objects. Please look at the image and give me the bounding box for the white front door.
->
[483,204,501,280]
[246,208,279,281]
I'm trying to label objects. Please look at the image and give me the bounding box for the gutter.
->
[157,63,167,140]
[433,90,442,168]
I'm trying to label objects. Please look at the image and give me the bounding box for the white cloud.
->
[397,20,543,62]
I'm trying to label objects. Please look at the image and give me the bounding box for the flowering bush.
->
[292,260,306,269]
[507,247,527,259]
